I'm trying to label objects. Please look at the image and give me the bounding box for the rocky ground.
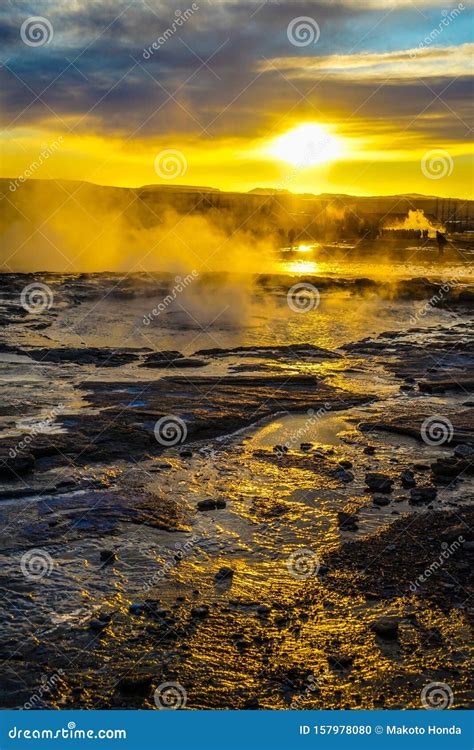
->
[0,270,472,710]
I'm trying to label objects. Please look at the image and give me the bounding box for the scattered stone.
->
[370,617,399,640]
[300,442,313,451]
[179,450,193,458]
[400,470,416,488]
[372,495,390,507]
[256,604,271,617]
[214,567,234,583]
[116,674,153,696]
[365,472,393,492]
[338,511,359,531]
[339,460,353,469]
[191,605,209,618]
[129,603,144,615]
[363,446,376,455]
[88,618,109,632]
[196,497,226,511]
[328,654,353,669]
[99,549,116,564]
[333,468,354,483]
[409,486,437,505]
[453,444,474,459]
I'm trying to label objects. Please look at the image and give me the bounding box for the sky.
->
[1,0,473,197]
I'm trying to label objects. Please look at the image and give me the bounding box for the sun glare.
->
[269,123,342,167]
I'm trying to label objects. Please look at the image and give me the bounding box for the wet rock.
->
[339,460,353,469]
[409,486,437,504]
[99,549,116,564]
[338,511,359,531]
[129,603,144,615]
[116,674,154,696]
[243,696,260,709]
[0,451,35,479]
[196,499,226,511]
[214,567,234,583]
[328,654,353,669]
[365,472,393,492]
[454,444,474,458]
[88,618,109,632]
[370,617,399,640]
[400,470,416,488]
[191,605,209,618]
[333,468,354,483]
[363,446,376,455]
[372,495,390,507]
[256,604,271,617]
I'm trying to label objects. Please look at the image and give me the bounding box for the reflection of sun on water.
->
[285,260,320,275]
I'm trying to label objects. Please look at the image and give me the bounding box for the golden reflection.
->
[284,259,320,275]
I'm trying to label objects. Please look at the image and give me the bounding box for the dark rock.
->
[214,567,234,583]
[370,617,399,640]
[365,472,393,492]
[328,654,353,669]
[99,549,116,564]
[88,618,109,632]
[363,446,376,455]
[409,486,437,504]
[339,460,353,469]
[256,604,271,616]
[400,470,416,488]
[191,605,209,618]
[116,674,153,696]
[373,495,390,507]
[338,511,359,531]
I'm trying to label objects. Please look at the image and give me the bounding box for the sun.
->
[268,123,342,167]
